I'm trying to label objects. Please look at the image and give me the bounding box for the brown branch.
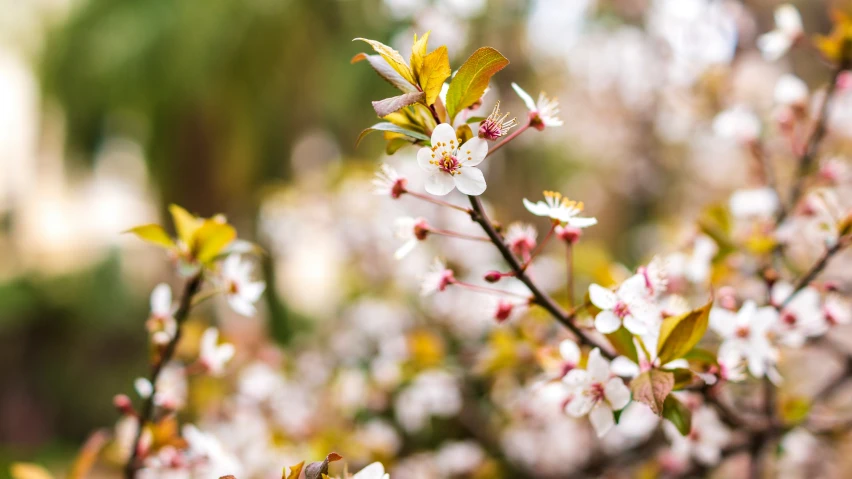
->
[781,240,847,309]
[124,273,203,479]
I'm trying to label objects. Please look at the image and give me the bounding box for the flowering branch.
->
[124,273,203,479]
[781,238,848,308]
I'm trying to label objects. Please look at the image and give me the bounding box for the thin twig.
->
[125,273,203,479]
[781,240,846,309]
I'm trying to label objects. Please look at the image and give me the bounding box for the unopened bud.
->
[113,394,135,415]
[556,225,582,244]
[484,271,503,283]
[529,111,545,131]
[414,219,430,240]
[494,300,514,323]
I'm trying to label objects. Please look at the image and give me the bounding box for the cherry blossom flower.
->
[562,348,631,437]
[505,222,537,258]
[393,216,429,259]
[134,363,188,410]
[558,339,581,376]
[146,283,176,342]
[479,101,518,140]
[421,258,455,296]
[638,256,668,299]
[757,4,803,61]
[511,83,563,129]
[220,254,266,316]
[199,327,235,376]
[417,123,489,196]
[663,405,730,467]
[713,106,761,143]
[729,187,780,219]
[523,191,597,227]
[666,236,717,285]
[373,163,407,199]
[589,275,661,335]
[824,293,851,327]
[772,282,825,347]
[352,462,390,479]
[774,74,809,107]
[710,301,781,383]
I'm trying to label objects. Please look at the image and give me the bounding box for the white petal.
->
[757,32,792,61]
[559,340,581,365]
[135,378,153,398]
[217,343,235,364]
[201,327,219,355]
[454,167,487,196]
[566,216,597,228]
[425,172,456,196]
[240,281,266,303]
[394,239,418,259]
[353,463,386,479]
[512,82,537,111]
[459,138,488,166]
[610,356,640,378]
[417,147,438,172]
[562,368,590,389]
[589,404,615,437]
[710,307,737,338]
[623,315,649,336]
[587,348,610,383]
[228,296,257,316]
[430,123,457,154]
[589,284,617,309]
[565,393,595,417]
[150,283,172,316]
[604,378,631,410]
[594,310,621,334]
[775,5,802,34]
[522,199,550,217]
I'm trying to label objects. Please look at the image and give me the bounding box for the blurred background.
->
[1,0,848,477]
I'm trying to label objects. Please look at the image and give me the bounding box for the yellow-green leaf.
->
[372,91,426,117]
[670,368,699,390]
[630,369,674,416]
[656,300,712,365]
[662,395,692,435]
[419,46,451,106]
[357,122,431,146]
[386,137,413,155]
[605,326,638,363]
[194,220,237,264]
[125,224,175,249]
[354,38,417,86]
[169,204,202,246]
[352,53,419,93]
[283,461,305,479]
[10,463,54,479]
[410,31,431,82]
[445,47,509,122]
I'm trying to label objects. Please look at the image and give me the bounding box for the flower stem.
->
[781,239,847,308]
[520,224,555,272]
[405,190,471,213]
[566,244,574,308]
[429,229,492,242]
[124,273,203,479]
[486,122,531,158]
[454,281,531,299]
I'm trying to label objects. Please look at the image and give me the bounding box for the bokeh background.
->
[1,0,849,477]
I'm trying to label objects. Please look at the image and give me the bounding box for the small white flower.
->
[563,348,631,437]
[665,236,717,284]
[771,282,826,347]
[710,301,781,383]
[664,405,731,466]
[523,191,597,227]
[638,256,669,299]
[505,222,538,258]
[824,293,851,326]
[421,258,455,296]
[393,216,428,259]
[806,189,848,246]
[417,123,489,196]
[199,327,235,376]
[352,462,390,479]
[479,101,518,140]
[373,163,407,199]
[729,187,780,219]
[220,255,266,316]
[757,4,803,61]
[713,106,761,143]
[135,377,154,399]
[774,74,809,107]
[512,83,563,129]
[589,275,661,335]
[147,283,176,340]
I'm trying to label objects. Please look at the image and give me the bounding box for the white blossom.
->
[757,4,803,61]
[562,348,631,437]
[523,191,597,227]
[710,301,781,383]
[589,275,661,335]
[220,254,266,316]
[512,82,563,128]
[417,123,489,196]
[199,327,235,376]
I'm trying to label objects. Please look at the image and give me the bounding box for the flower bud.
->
[484,271,503,283]
[556,225,582,244]
[494,300,514,323]
[113,394,135,415]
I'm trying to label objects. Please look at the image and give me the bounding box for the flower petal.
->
[562,368,590,389]
[589,403,615,437]
[522,199,549,217]
[394,239,417,259]
[604,377,631,410]
[459,138,488,166]
[431,123,457,155]
[587,348,610,383]
[228,296,257,316]
[623,315,649,336]
[566,216,597,228]
[565,393,595,417]
[594,310,621,334]
[150,283,172,316]
[589,284,617,309]
[425,172,456,196]
[417,147,437,172]
[559,340,581,365]
[512,83,537,111]
[241,281,266,303]
[610,356,640,378]
[454,167,487,196]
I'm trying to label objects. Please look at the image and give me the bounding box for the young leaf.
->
[656,300,712,365]
[372,91,426,117]
[194,220,237,264]
[670,368,699,390]
[10,464,54,479]
[283,461,305,479]
[630,369,674,416]
[357,122,431,146]
[304,453,342,479]
[445,47,509,121]
[354,38,417,86]
[662,395,692,436]
[352,53,419,94]
[410,31,431,82]
[606,326,639,363]
[419,46,451,106]
[386,137,413,155]
[169,204,202,246]
[125,224,175,249]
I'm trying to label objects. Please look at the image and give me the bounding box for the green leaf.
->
[386,137,413,155]
[356,122,431,146]
[352,53,419,93]
[662,395,692,436]
[445,47,509,122]
[606,326,638,363]
[656,300,712,365]
[419,46,451,105]
[465,116,487,124]
[670,368,699,390]
[630,369,674,416]
[354,38,417,86]
[372,91,426,117]
[125,224,175,249]
[683,347,718,366]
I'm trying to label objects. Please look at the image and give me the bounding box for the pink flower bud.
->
[494,300,514,323]
[556,225,582,244]
[484,271,503,283]
[413,218,430,240]
[113,394,135,415]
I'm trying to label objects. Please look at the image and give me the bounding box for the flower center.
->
[228,280,240,295]
[437,153,460,174]
[613,301,631,319]
[735,325,750,338]
[781,311,797,326]
[589,382,605,402]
